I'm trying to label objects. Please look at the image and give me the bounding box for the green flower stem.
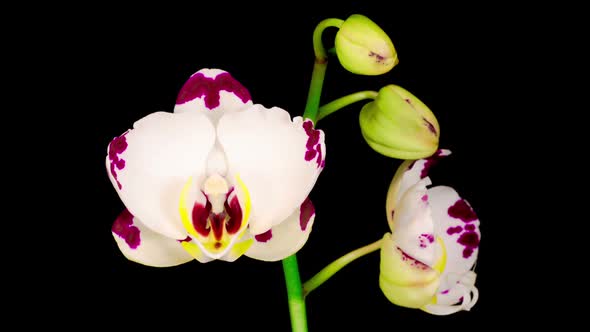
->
[302,61,327,123]
[302,18,344,123]
[303,238,383,297]
[317,90,378,122]
[284,18,347,332]
[282,254,308,332]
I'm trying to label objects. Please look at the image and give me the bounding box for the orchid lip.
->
[179,173,252,259]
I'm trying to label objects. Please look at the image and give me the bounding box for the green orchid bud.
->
[359,85,439,159]
[335,14,398,75]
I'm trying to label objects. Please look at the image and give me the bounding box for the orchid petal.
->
[112,209,193,267]
[426,185,480,311]
[217,105,325,235]
[174,69,253,124]
[245,197,316,261]
[422,271,479,315]
[390,178,437,266]
[106,111,215,239]
[428,185,480,279]
[379,233,440,308]
[386,149,451,230]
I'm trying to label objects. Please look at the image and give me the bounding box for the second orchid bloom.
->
[379,150,480,315]
[108,69,326,266]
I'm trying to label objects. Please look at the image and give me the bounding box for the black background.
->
[26,1,544,329]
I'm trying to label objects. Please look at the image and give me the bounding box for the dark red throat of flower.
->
[191,194,243,240]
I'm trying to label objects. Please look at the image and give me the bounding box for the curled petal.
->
[174,69,253,124]
[245,197,316,261]
[106,111,215,239]
[217,105,325,235]
[112,209,193,267]
[422,271,479,315]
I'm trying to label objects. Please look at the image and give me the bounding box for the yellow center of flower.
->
[178,174,252,260]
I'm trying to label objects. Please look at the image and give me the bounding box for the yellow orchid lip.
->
[179,174,251,259]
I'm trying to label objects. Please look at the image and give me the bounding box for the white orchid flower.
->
[107,69,326,266]
[379,150,480,315]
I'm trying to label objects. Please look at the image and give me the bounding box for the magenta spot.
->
[421,194,428,202]
[423,117,437,135]
[462,247,474,258]
[299,197,315,231]
[115,159,125,169]
[209,212,226,241]
[441,289,450,295]
[109,135,128,154]
[108,133,128,190]
[446,226,463,235]
[420,149,444,179]
[368,51,385,62]
[225,196,243,234]
[397,248,429,270]
[465,224,475,231]
[255,229,272,243]
[306,129,320,149]
[457,231,479,259]
[112,209,141,249]
[302,120,324,168]
[315,144,323,168]
[305,149,317,161]
[419,233,434,248]
[458,231,479,248]
[192,201,212,237]
[448,199,478,222]
[178,236,192,243]
[176,72,251,109]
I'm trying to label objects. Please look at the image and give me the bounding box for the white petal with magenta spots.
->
[386,149,451,230]
[112,209,193,267]
[428,185,480,284]
[106,111,215,239]
[173,69,253,124]
[245,198,316,261]
[391,178,437,266]
[217,105,325,235]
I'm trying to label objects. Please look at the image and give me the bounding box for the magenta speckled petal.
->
[245,198,316,262]
[112,209,194,267]
[217,105,325,235]
[106,111,216,239]
[428,185,480,281]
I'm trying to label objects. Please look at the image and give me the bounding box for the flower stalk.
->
[302,18,343,123]
[303,238,383,297]
[282,255,308,332]
[317,90,378,122]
